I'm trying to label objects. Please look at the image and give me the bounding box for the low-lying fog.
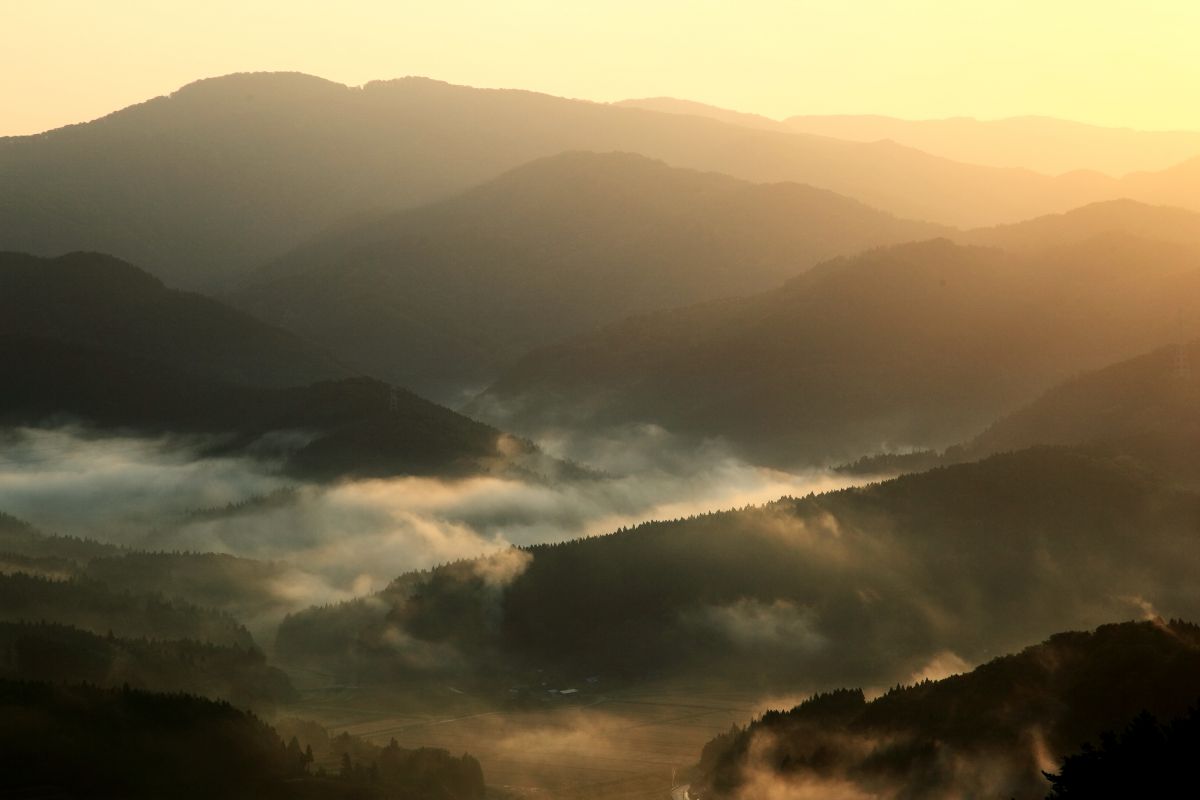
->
[0,425,864,611]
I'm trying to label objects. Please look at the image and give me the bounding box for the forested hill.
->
[473,234,1200,466]
[842,339,1200,485]
[276,446,1200,691]
[968,340,1200,470]
[0,679,486,799]
[694,620,1200,800]
[0,250,348,389]
[0,336,541,481]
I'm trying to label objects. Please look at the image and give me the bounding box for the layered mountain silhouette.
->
[6,72,1200,289]
[962,197,1200,252]
[695,620,1200,799]
[0,336,535,481]
[0,251,349,388]
[230,151,948,396]
[784,114,1200,176]
[0,251,548,480]
[277,446,1200,692]
[617,98,1200,176]
[843,337,1200,484]
[474,220,1200,465]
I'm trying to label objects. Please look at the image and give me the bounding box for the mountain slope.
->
[8,72,1199,287]
[230,152,949,396]
[962,340,1200,481]
[277,447,1200,692]
[695,620,1200,800]
[473,234,1200,465]
[961,198,1200,252]
[0,251,349,388]
[0,336,536,481]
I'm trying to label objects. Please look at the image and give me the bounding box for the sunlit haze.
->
[5,0,1200,135]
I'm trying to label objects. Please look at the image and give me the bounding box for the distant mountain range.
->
[230,151,948,397]
[695,619,1200,799]
[618,98,1200,176]
[473,204,1200,465]
[5,72,1200,290]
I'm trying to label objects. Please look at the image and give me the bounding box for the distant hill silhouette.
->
[783,114,1200,176]
[972,340,1200,451]
[0,251,349,388]
[6,72,1200,287]
[0,336,540,481]
[473,232,1200,465]
[961,198,1200,252]
[614,98,1200,175]
[843,339,1200,484]
[695,620,1200,799]
[613,97,793,132]
[231,152,948,396]
[277,447,1200,694]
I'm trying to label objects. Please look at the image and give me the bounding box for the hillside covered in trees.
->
[693,620,1200,800]
[0,251,348,388]
[0,334,545,482]
[0,680,485,799]
[277,445,1200,692]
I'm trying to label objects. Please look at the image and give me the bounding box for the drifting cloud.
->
[0,426,862,616]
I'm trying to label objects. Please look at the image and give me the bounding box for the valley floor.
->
[283,679,766,799]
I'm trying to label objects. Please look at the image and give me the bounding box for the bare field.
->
[282,682,770,799]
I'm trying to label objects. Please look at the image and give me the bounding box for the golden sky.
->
[3,0,1198,136]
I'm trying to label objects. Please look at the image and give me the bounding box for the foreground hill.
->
[0,336,538,481]
[0,251,348,388]
[694,620,1200,800]
[0,680,485,799]
[232,152,947,395]
[276,447,1200,693]
[474,234,1200,465]
[8,72,1200,287]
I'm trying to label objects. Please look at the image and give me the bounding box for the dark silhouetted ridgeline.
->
[0,679,485,799]
[0,250,349,388]
[694,620,1200,800]
[0,621,294,711]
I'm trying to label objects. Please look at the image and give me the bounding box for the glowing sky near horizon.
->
[3,0,1198,136]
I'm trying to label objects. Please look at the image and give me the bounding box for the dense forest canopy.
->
[694,620,1200,800]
